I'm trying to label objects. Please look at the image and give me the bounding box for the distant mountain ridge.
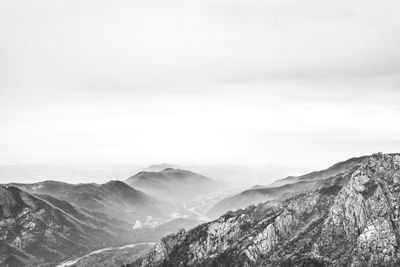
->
[207,155,366,218]
[10,180,174,223]
[141,164,179,172]
[270,155,367,186]
[128,168,212,184]
[125,168,218,202]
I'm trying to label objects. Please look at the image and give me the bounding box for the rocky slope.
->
[63,219,205,267]
[0,186,139,266]
[125,168,218,202]
[130,153,400,266]
[1,179,212,266]
[207,156,366,218]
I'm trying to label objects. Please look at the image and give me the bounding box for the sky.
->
[1,0,400,177]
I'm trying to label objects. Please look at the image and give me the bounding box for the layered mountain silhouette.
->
[269,156,367,186]
[125,168,218,202]
[1,169,216,266]
[4,154,398,267]
[11,180,174,223]
[207,156,366,218]
[130,153,400,266]
[141,164,179,172]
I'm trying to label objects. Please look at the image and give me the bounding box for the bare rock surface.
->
[130,153,400,266]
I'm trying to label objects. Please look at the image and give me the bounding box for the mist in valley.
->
[1,0,400,266]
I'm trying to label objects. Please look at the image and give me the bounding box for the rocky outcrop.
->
[130,153,400,266]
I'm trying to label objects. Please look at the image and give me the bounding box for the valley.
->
[130,153,400,267]
[0,167,243,266]
[56,242,155,267]
[2,154,400,267]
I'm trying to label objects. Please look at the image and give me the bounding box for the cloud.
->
[0,0,400,170]
[1,0,400,92]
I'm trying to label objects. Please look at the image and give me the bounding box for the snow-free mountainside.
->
[206,156,367,219]
[128,153,400,266]
[2,154,400,266]
[0,169,215,266]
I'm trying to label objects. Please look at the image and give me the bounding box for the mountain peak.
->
[102,179,127,187]
[162,167,176,171]
[125,167,216,202]
[347,152,400,197]
[100,180,146,198]
[129,168,211,181]
[142,163,178,172]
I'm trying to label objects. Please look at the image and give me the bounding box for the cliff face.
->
[131,153,400,266]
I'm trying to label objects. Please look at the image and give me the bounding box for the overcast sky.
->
[1,0,400,171]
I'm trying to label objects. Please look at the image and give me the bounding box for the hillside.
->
[0,186,137,266]
[125,168,218,202]
[270,156,367,186]
[130,153,400,266]
[11,180,174,223]
[207,156,366,218]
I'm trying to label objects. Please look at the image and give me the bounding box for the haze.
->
[1,0,400,183]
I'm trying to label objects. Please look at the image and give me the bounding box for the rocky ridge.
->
[207,156,366,218]
[130,153,400,266]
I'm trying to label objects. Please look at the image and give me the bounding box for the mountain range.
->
[1,168,215,266]
[0,185,138,266]
[130,153,400,266]
[3,154,400,266]
[206,156,366,218]
[10,180,175,223]
[125,168,219,202]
